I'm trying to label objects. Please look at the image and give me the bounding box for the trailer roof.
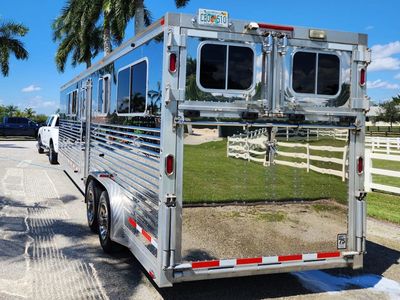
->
[61,12,367,91]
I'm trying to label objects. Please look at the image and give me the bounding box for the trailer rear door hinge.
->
[165,194,177,207]
[165,86,185,104]
[167,31,186,48]
[353,47,371,64]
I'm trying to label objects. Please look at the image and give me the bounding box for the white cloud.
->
[369,41,400,72]
[21,84,42,93]
[365,25,374,31]
[395,73,400,80]
[25,96,57,110]
[367,79,400,89]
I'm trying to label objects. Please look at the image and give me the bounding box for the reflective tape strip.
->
[128,217,158,249]
[190,251,342,270]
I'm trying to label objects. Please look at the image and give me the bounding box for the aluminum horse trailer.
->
[58,10,370,287]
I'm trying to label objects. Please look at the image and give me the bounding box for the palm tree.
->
[134,0,190,35]
[5,105,19,117]
[24,107,35,118]
[0,20,29,76]
[52,0,103,72]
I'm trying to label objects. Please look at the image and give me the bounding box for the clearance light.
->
[357,156,364,174]
[165,155,174,176]
[360,68,366,87]
[258,23,294,32]
[169,53,177,73]
[309,29,326,39]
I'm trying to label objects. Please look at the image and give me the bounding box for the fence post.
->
[306,143,310,173]
[307,129,310,142]
[364,149,372,192]
[342,145,348,182]
[286,127,289,141]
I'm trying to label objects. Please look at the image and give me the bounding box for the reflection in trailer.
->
[58,11,370,287]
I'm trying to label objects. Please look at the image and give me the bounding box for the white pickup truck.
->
[37,114,59,164]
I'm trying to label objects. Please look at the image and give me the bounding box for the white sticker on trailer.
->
[198,9,229,28]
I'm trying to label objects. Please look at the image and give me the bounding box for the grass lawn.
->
[367,192,400,224]
[183,139,347,204]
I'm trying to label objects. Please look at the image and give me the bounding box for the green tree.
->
[377,98,400,127]
[52,0,103,72]
[5,105,19,117]
[0,20,29,76]
[134,0,190,34]
[24,107,35,118]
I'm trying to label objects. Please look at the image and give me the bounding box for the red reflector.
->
[149,270,155,279]
[192,260,220,269]
[169,53,177,73]
[160,18,165,26]
[258,23,294,31]
[360,68,366,86]
[166,155,174,176]
[278,254,302,262]
[237,257,262,265]
[358,156,364,174]
[317,251,341,259]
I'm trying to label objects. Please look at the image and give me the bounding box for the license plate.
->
[198,9,229,28]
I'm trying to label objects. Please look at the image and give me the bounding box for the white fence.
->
[227,132,348,181]
[365,136,400,155]
[275,142,348,181]
[227,134,400,195]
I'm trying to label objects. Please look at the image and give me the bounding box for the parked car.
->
[0,116,39,137]
[37,114,59,164]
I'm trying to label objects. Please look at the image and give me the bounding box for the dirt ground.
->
[184,128,222,145]
[182,200,348,261]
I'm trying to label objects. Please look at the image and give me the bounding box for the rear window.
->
[292,52,340,96]
[198,43,254,91]
[8,117,28,124]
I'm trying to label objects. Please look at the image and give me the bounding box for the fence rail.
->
[366,136,400,155]
[365,149,400,194]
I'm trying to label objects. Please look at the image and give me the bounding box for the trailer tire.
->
[86,180,99,233]
[98,190,119,254]
[49,141,58,164]
[37,136,44,154]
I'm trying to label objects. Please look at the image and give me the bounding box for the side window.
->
[55,117,60,127]
[198,43,254,91]
[47,117,54,127]
[117,59,148,115]
[98,74,111,115]
[292,52,340,96]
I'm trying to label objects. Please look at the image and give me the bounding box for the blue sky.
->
[0,0,399,114]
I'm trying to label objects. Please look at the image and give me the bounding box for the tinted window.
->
[292,52,340,95]
[117,61,147,114]
[71,91,78,115]
[293,52,316,93]
[130,61,147,113]
[200,44,227,89]
[228,46,254,90]
[117,68,130,114]
[48,117,54,126]
[317,54,340,95]
[8,117,27,124]
[55,117,60,127]
[98,78,104,112]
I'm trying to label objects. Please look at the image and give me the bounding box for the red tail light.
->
[360,68,366,86]
[357,156,364,174]
[166,155,174,176]
[169,53,177,73]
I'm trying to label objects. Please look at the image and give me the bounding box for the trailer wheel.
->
[98,190,118,253]
[85,180,99,233]
[49,141,58,164]
[37,136,44,154]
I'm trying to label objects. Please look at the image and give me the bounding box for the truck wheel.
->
[49,142,58,164]
[86,180,99,233]
[98,190,119,253]
[37,136,44,154]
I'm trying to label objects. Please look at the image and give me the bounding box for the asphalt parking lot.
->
[0,141,399,299]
